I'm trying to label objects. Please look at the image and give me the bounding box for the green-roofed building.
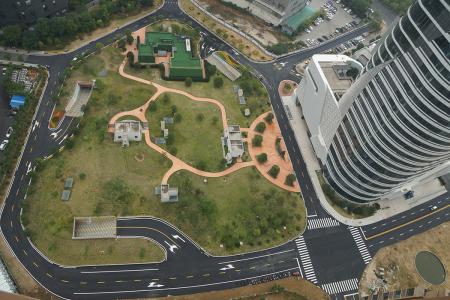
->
[138,31,204,80]
[282,5,317,35]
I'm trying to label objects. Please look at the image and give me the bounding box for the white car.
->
[430,205,438,211]
[5,127,13,138]
[0,140,8,151]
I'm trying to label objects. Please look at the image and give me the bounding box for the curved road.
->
[1,1,449,299]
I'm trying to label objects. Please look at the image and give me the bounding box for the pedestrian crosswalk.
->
[322,278,359,295]
[295,236,317,284]
[348,226,372,264]
[307,217,340,230]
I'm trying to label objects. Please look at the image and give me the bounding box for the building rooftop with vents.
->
[138,32,204,80]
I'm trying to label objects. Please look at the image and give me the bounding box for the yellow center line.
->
[116,226,179,247]
[249,266,256,270]
[219,271,226,275]
[366,204,450,240]
[235,269,241,272]
[202,273,210,277]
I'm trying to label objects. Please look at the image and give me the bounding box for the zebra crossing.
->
[322,278,359,295]
[348,226,372,264]
[295,236,317,284]
[307,217,340,230]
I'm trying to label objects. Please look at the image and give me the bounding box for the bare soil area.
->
[360,221,450,296]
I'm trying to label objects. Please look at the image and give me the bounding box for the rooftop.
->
[319,61,353,92]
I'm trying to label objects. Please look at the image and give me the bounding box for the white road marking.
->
[219,264,234,271]
[218,248,296,264]
[295,236,317,284]
[164,241,178,253]
[80,268,158,273]
[348,227,371,264]
[172,235,185,242]
[322,278,359,295]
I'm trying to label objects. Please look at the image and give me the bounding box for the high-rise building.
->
[221,0,307,26]
[0,0,69,26]
[296,0,450,202]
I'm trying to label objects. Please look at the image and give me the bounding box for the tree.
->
[171,105,177,115]
[346,67,359,79]
[252,134,263,147]
[185,77,192,87]
[264,112,274,124]
[127,51,135,66]
[255,122,266,133]
[256,153,267,164]
[2,25,23,47]
[95,42,104,52]
[118,38,126,50]
[22,30,39,50]
[285,174,296,186]
[213,76,224,88]
[268,165,280,178]
[126,30,134,45]
[196,113,205,122]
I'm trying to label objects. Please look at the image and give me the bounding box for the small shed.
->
[10,95,26,109]
[64,177,74,189]
[61,190,71,201]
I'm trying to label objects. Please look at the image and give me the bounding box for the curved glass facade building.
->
[323,0,450,202]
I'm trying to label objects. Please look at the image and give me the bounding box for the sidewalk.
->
[280,86,448,226]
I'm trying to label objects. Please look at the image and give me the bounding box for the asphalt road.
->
[0,1,449,299]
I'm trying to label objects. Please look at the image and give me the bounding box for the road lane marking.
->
[80,282,87,285]
[80,268,158,273]
[366,204,450,240]
[97,281,105,284]
[33,262,39,268]
[46,273,53,278]
[202,273,210,277]
[218,248,296,264]
[116,226,179,247]
[74,267,300,295]
[169,277,177,280]
[61,280,69,283]
[133,279,141,282]
[186,275,194,278]
[22,250,27,256]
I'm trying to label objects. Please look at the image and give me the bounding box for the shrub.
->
[126,51,134,67]
[211,116,219,125]
[213,76,224,88]
[162,94,170,105]
[255,122,266,133]
[174,113,182,123]
[185,77,192,87]
[256,153,267,164]
[171,105,177,115]
[264,112,274,124]
[79,173,86,180]
[285,174,296,186]
[168,146,177,155]
[195,160,207,171]
[252,134,263,147]
[196,113,204,122]
[268,165,280,178]
[149,101,157,112]
[118,38,126,50]
[126,30,134,45]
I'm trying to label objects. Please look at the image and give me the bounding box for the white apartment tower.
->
[296,0,450,202]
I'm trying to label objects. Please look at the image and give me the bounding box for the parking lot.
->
[0,70,14,160]
[294,0,361,45]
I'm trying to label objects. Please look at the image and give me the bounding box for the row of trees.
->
[0,0,154,50]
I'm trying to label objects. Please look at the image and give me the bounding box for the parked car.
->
[430,205,438,211]
[5,127,13,138]
[0,140,9,151]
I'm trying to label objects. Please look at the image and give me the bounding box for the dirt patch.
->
[134,153,145,161]
[149,277,329,300]
[360,221,450,296]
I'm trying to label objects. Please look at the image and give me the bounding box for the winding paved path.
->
[110,58,255,184]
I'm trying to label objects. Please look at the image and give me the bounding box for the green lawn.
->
[125,64,270,127]
[146,93,226,172]
[22,46,169,265]
[168,168,306,255]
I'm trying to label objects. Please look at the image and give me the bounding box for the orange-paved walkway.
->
[246,112,300,193]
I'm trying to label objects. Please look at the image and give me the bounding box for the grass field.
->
[124,65,270,127]
[147,93,225,172]
[23,46,168,265]
[168,168,306,255]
